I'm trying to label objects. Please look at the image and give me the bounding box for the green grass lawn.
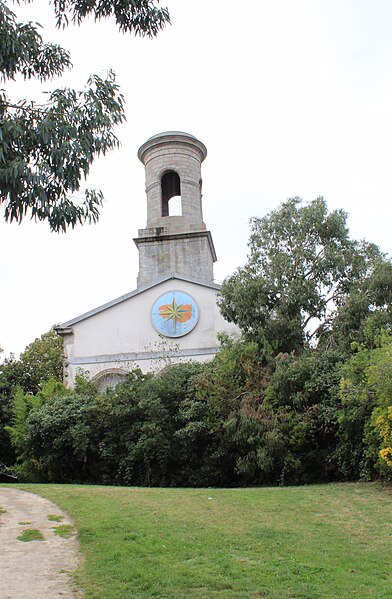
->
[7,482,392,598]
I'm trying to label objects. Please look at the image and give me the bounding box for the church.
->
[55,132,238,388]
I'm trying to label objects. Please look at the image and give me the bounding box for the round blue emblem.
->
[151,291,199,338]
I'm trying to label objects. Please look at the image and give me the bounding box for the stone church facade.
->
[55,132,238,388]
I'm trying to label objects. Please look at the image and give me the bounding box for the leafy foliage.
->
[5,387,42,479]
[14,329,63,394]
[8,339,392,485]
[219,198,392,356]
[338,334,392,480]
[0,2,71,80]
[25,366,210,485]
[0,0,169,230]
[10,340,343,486]
[0,329,63,466]
[0,355,20,464]
[4,199,392,486]
[52,0,170,36]
[1,70,125,231]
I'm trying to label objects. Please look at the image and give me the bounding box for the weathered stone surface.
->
[56,132,239,388]
[135,131,215,286]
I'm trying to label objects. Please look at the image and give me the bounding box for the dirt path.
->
[0,487,82,598]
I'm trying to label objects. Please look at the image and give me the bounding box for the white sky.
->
[1,0,392,357]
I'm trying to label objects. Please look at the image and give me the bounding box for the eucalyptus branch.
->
[1,99,57,114]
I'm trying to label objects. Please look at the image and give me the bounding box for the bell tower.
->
[134,131,217,287]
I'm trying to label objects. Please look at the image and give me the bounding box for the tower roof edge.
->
[137,131,207,163]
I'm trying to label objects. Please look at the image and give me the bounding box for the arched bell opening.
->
[161,170,182,216]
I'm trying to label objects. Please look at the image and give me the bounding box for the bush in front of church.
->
[24,364,219,486]
[9,332,392,486]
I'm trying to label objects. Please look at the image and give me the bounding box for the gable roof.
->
[54,274,221,331]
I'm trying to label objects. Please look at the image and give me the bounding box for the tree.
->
[16,329,64,394]
[0,355,19,465]
[0,0,170,231]
[219,197,392,356]
[218,198,392,483]
[0,329,63,397]
[337,333,392,480]
[0,329,63,465]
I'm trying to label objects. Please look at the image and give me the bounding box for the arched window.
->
[93,369,128,391]
[161,171,181,216]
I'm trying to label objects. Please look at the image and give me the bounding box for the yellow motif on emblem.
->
[159,297,193,327]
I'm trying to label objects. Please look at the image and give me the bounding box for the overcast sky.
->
[1,0,392,357]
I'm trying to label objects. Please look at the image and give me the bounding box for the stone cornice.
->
[134,229,217,262]
[138,131,207,164]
